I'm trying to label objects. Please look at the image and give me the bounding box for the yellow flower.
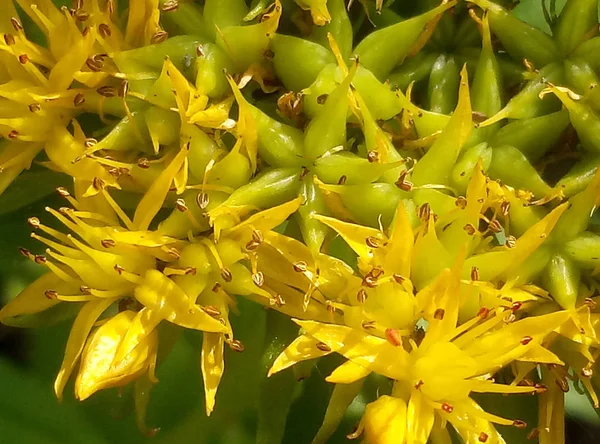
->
[270,254,571,443]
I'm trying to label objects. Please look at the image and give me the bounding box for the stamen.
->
[228,339,245,352]
[316,342,332,352]
[385,328,402,346]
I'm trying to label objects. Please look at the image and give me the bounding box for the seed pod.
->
[563,232,600,269]
[451,142,493,194]
[470,0,559,68]
[489,110,570,163]
[388,52,438,92]
[556,154,600,197]
[144,106,181,153]
[182,124,218,182]
[553,0,598,58]
[272,34,335,92]
[309,0,353,60]
[427,54,460,115]
[195,43,235,99]
[313,152,401,186]
[209,142,253,189]
[296,176,329,256]
[572,36,600,70]
[203,0,248,41]
[542,252,581,310]
[354,1,456,80]
[488,145,553,198]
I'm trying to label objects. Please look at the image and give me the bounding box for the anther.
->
[212,283,222,293]
[137,158,150,169]
[478,432,489,442]
[19,247,31,258]
[3,33,15,45]
[27,217,41,229]
[534,383,547,393]
[293,261,308,273]
[316,342,331,352]
[418,203,431,221]
[357,288,368,303]
[196,192,209,209]
[395,171,413,191]
[367,151,379,163]
[8,130,19,139]
[220,268,233,282]
[86,57,103,72]
[433,308,445,320]
[511,301,522,312]
[505,235,516,248]
[385,328,402,346]
[470,266,479,281]
[555,377,569,392]
[73,93,85,107]
[463,223,476,235]
[477,307,490,318]
[392,274,405,284]
[455,196,467,209]
[114,264,125,274]
[196,46,205,57]
[512,420,527,429]
[202,306,221,317]
[366,236,381,248]
[84,138,97,148]
[175,198,188,212]
[29,103,41,112]
[151,30,169,44]
[34,255,47,264]
[582,367,593,378]
[252,230,264,244]
[488,219,503,233]
[274,294,285,307]
[101,239,116,248]
[229,339,245,352]
[19,54,29,65]
[45,289,58,299]
[361,320,376,329]
[92,177,105,190]
[337,175,347,185]
[10,17,23,31]
[500,201,511,216]
[97,86,117,97]
[252,271,264,287]
[161,0,179,12]
[527,429,540,440]
[79,285,91,294]
[118,80,129,98]
[246,240,260,251]
[98,23,112,38]
[441,402,454,413]
[415,380,424,390]
[520,336,533,345]
[74,9,90,21]
[316,94,328,104]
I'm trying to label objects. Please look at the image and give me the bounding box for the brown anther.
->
[455,196,467,209]
[252,271,264,287]
[487,219,503,233]
[10,17,23,31]
[79,285,91,294]
[19,53,30,65]
[73,93,85,107]
[263,49,275,59]
[582,367,594,378]
[252,229,264,244]
[395,171,413,191]
[220,268,233,282]
[245,240,260,251]
[517,379,534,387]
[167,248,180,260]
[58,207,71,215]
[292,261,308,273]
[505,235,516,248]
[82,26,90,36]
[196,192,209,209]
[385,328,402,346]
[361,320,376,329]
[137,158,150,169]
[463,223,476,235]
[555,377,569,392]
[212,283,222,293]
[299,166,309,180]
[101,239,116,248]
[274,294,285,307]
[478,432,489,442]
[19,247,31,258]
[229,339,245,352]
[34,255,47,264]
[367,150,379,163]
[3,33,15,45]
[175,198,188,212]
[418,203,431,221]
[74,9,90,21]
[28,103,41,113]
[433,308,445,320]
[512,420,527,429]
[45,289,58,299]
[97,86,117,97]
[337,175,347,185]
[527,428,540,440]
[500,201,511,216]
[27,217,41,229]
[118,80,129,98]
[392,274,405,284]
[84,138,97,148]
[202,305,221,317]
[161,0,179,12]
[503,312,516,324]
[534,383,547,393]
[511,301,523,312]
[92,177,105,190]
[366,236,382,249]
[520,336,533,345]
[196,46,205,57]
[441,402,454,413]
[98,23,112,38]
[415,380,424,390]
[470,266,479,281]
[86,57,103,72]
[114,264,125,274]
[316,94,328,104]
[363,275,378,288]
[357,288,368,303]
[584,297,597,309]
[6,129,18,139]
[316,342,332,352]
[151,30,169,44]
[477,307,490,319]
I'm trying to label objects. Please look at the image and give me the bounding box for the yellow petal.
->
[201,332,225,416]
[326,360,371,384]
[0,272,62,322]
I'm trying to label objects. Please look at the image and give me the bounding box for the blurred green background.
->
[1,0,600,443]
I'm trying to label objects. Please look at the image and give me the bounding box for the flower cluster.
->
[1,0,600,443]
